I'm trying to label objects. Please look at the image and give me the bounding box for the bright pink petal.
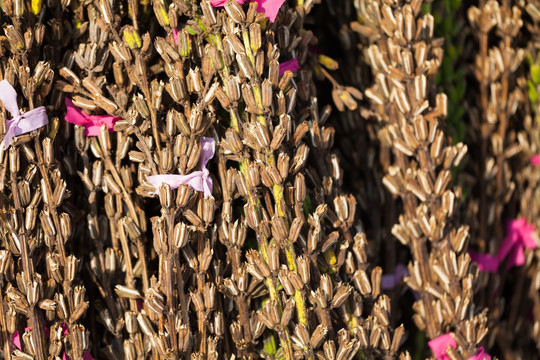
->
[531,155,540,166]
[469,250,499,273]
[428,333,457,360]
[467,347,491,360]
[256,0,286,22]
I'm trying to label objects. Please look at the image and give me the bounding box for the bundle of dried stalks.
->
[53,0,405,358]
[0,2,89,359]
[354,0,489,357]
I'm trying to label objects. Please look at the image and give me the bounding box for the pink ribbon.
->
[498,218,537,269]
[209,0,286,22]
[0,80,48,150]
[147,137,215,197]
[469,218,538,272]
[531,155,540,166]
[279,58,300,76]
[64,98,120,136]
[428,333,490,360]
[12,326,93,360]
[468,251,499,273]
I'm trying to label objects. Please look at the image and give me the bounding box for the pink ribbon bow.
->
[147,137,215,197]
[469,218,538,273]
[64,98,120,136]
[0,80,48,150]
[468,250,499,273]
[498,218,538,269]
[428,333,490,360]
[279,58,300,76]
[209,0,286,22]
[12,326,94,360]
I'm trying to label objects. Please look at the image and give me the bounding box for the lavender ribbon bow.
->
[147,137,215,197]
[0,80,48,150]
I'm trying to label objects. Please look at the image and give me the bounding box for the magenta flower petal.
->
[469,250,499,273]
[428,333,457,360]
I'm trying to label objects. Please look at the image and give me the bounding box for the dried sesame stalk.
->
[356,0,489,356]
[467,0,524,254]
[0,0,92,356]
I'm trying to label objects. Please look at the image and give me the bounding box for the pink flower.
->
[531,155,540,166]
[209,0,286,22]
[64,98,121,137]
[498,218,538,269]
[468,250,499,273]
[279,58,300,76]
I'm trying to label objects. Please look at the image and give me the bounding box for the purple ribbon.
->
[147,137,215,197]
[0,80,48,150]
[381,263,408,290]
[279,58,300,76]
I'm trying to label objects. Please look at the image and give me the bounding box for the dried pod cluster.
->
[354,0,489,357]
[0,4,89,360]
[2,0,540,358]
